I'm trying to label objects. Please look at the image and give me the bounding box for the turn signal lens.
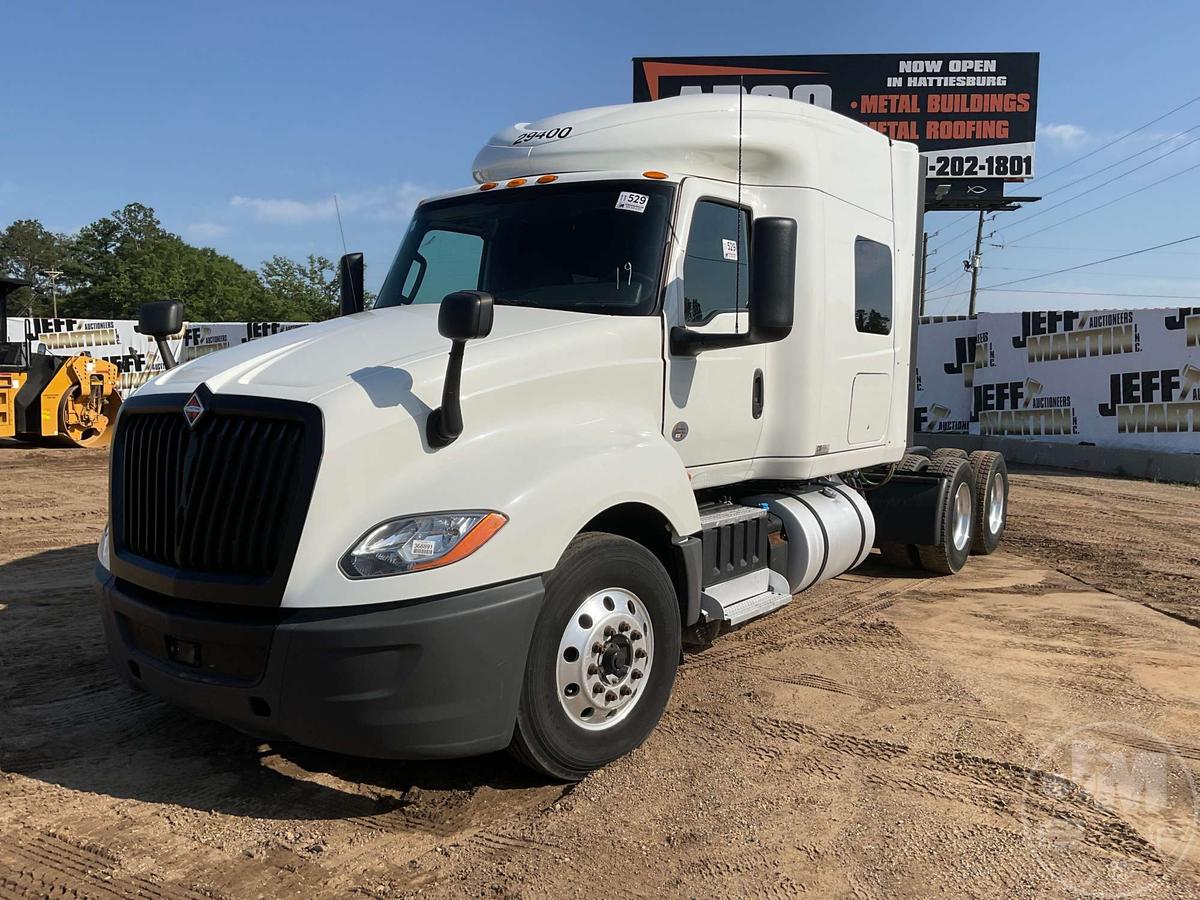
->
[479,182,498,191]
[340,511,507,579]
[506,178,528,187]
[536,174,558,184]
[643,170,669,179]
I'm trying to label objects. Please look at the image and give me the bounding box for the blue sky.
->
[3,0,1199,313]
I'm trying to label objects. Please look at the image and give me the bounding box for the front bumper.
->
[95,565,544,759]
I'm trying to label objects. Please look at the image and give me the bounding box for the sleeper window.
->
[683,201,749,324]
[854,237,892,335]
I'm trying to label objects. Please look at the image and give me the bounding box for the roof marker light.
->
[506,178,528,187]
[643,171,669,179]
[479,182,498,191]
[536,174,558,184]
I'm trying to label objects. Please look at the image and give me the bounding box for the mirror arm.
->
[155,337,177,370]
[669,325,797,356]
[426,340,466,448]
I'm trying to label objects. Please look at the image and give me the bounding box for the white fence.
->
[915,307,1200,452]
[10,305,1200,453]
[4,317,309,394]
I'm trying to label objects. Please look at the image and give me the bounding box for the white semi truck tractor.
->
[95,94,1008,780]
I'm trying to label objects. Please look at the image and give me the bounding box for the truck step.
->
[697,503,767,529]
[722,589,792,627]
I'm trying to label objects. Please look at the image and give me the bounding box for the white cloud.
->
[229,183,429,226]
[184,222,230,240]
[1040,122,1089,149]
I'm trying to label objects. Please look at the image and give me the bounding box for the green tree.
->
[63,203,275,321]
[259,254,340,321]
[0,219,69,316]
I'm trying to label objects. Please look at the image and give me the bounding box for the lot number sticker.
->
[722,239,739,261]
[616,191,649,213]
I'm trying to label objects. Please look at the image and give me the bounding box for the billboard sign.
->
[633,53,1040,180]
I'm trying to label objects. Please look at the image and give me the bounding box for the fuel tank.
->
[746,481,875,593]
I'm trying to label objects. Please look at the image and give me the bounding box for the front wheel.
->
[509,532,680,781]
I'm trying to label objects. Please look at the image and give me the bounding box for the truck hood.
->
[142,304,596,402]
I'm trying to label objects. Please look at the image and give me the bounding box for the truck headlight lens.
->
[340,511,507,578]
[97,522,111,570]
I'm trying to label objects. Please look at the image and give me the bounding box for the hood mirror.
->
[137,300,184,370]
[339,252,365,316]
[427,291,494,448]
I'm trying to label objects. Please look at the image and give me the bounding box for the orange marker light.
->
[506,178,528,187]
[536,174,558,184]
[643,170,669,179]
[479,182,498,191]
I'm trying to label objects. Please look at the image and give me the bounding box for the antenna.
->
[735,75,744,335]
[333,194,348,256]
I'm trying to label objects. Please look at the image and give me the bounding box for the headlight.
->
[340,511,507,579]
[97,522,111,570]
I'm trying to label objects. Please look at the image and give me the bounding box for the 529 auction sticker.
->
[616,191,649,213]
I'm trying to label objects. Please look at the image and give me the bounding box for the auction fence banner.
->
[633,52,1040,180]
[4,317,309,394]
[915,307,1200,452]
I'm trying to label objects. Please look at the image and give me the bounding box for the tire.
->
[929,447,968,462]
[895,453,929,473]
[915,457,976,575]
[878,542,918,569]
[967,451,1008,555]
[509,533,681,781]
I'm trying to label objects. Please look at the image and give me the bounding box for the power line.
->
[997,159,1200,244]
[987,287,1200,300]
[993,132,1200,230]
[993,242,1200,255]
[1021,92,1200,189]
[929,95,1200,257]
[986,266,1200,280]
[923,232,1200,300]
[1029,123,1200,200]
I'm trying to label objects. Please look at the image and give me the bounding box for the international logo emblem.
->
[183,392,205,428]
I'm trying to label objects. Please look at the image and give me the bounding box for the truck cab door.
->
[662,178,766,481]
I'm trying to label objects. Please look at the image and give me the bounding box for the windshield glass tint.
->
[376,181,675,315]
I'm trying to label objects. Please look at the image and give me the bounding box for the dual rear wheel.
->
[878,449,1008,575]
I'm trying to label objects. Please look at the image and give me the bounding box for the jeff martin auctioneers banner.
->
[915,307,1200,453]
[9,304,1198,454]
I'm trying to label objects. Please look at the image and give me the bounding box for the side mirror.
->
[748,217,797,343]
[437,289,494,341]
[669,216,797,356]
[427,291,495,448]
[339,252,365,316]
[137,300,184,370]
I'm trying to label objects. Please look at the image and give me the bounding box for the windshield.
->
[375,180,675,316]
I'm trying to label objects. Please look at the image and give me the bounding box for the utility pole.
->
[966,212,984,317]
[918,231,929,316]
[41,269,64,319]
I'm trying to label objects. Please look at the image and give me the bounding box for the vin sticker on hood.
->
[615,191,649,213]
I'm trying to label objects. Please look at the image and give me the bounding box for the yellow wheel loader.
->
[0,276,123,448]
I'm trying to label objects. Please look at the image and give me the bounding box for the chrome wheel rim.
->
[952,481,973,551]
[987,472,1006,535]
[556,588,654,731]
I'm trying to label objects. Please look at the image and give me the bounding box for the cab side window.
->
[683,201,749,324]
[854,236,892,335]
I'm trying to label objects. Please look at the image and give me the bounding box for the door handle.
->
[752,369,764,419]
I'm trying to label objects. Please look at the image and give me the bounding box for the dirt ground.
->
[1,445,1198,899]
